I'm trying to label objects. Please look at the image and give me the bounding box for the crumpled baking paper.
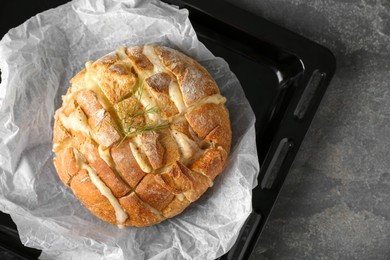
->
[0,0,259,259]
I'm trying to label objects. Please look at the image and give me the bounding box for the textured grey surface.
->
[225,0,390,259]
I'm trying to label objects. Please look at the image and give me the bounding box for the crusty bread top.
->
[52,44,231,227]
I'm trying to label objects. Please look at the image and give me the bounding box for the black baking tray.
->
[0,0,336,259]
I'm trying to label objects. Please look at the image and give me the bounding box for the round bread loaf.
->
[52,44,231,227]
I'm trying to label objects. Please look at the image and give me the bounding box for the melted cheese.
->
[73,149,128,226]
[98,145,115,168]
[143,45,164,74]
[176,193,185,201]
[84,63,112,110]
[188,125,205,148]
[52,138,71,153]
[115,47,135,73]
[86,165,128,225]
[138,87,159,121]
[73,149,85,169]
[117,47,154,81]
[62,90,80,103]
[129,138,152,173]
[171,130,199,160]
[168,94,227,124]
[53,143,60,152]
[115,47,127,61]
[59,107,91,137]
[197,94,226,107]
[169,81,186,113]
[85,61,93,70]
[153,165,170,175]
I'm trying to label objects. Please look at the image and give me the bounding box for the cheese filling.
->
[143,45,165,74]
[84,62,112,110]
[169,80,186,113]
[166,94,227,124]
[52,138,71,153]
[115,47,131,68]
[98,145,115,169]
[129,138,152,173]
[196,94,226,107]
[59,107,91,137]
[171,130,199,160]
[137,87,159,121]
[176,193,185,201]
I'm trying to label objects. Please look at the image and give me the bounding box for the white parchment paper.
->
[0,0,259,259]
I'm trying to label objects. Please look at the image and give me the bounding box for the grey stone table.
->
[226,0,390,259]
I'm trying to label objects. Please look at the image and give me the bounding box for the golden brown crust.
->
[125,46,154,71]
[76,90,103,118]
[175,162,211,202]
[154,162,193,194]
[154,161,210,202]
[71,169,117,225]
[170,120,193,139]
[145,72,179,118]
[76,89,121,147]
[145,72,171,94]
[205,125,232,153]
[61,95,77,116]
[53,44,232,227]
[158,129,180,166]
[135,174,175,211]
[190,148,228,181]
[119,192,165,227]
[92,56,137,103]
[53,147,78,186]
[89,112,121,147]
[185,103,231,141]
[53,119,70,145]
[69,69,86,89]
[111,139,146,188]
[140,132,164,169]
[70,130,87,151]
[96,52,117,65]
[161,196,190,218]
[154,45,219,107]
